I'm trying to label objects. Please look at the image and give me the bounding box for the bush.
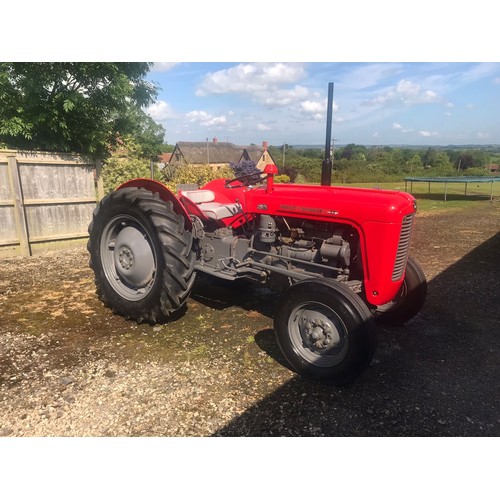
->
[294,173,307,184]
[274,174,290,183]
[164,164,234,192]
[102,137,161,194]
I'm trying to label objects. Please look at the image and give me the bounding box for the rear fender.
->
[116,178,192,230]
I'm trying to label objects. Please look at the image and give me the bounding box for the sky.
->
[4,2,499,149]
[145,62,500,147]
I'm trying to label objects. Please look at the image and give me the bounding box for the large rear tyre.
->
[274,279,377,385]
[373,256,427,326]
[88,187,195,323]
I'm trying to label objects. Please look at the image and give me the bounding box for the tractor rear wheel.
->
[274,279,377,385]
[88,187,195,323]
[373,256,427,326]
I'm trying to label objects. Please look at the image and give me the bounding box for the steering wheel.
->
[224,171,267,189]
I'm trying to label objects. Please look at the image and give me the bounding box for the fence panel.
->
[0,150,98,257]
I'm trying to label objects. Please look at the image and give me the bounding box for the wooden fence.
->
[0,149,102,257]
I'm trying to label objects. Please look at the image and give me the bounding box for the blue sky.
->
[5,2,498,148]
[146,62,500,147]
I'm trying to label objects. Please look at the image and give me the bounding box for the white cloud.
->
[495,77,500,84]
[151,62,179,72]
[260,85,311,107]
[257,123,272,131]
[337,63,403,90]
[419,130,439,137]
[196,63,307,97]
[366,79,441,108]
[146,100,175,121]
[392,122,413,133]
[186,110,227,127]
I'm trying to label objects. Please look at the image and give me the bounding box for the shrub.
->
[164,164,234,192]
[102,137,161,194]
[274,174,291,183]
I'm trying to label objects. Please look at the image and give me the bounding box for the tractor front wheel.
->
[88,187,195,323]
[373,256,427,326]
[274,279,377,385]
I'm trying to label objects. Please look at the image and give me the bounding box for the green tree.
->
[101,136,162,194]
[457,149,489,171]
[0,62,161,158]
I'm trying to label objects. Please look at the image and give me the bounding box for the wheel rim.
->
[100,215,157,301]
[288,301,349,367]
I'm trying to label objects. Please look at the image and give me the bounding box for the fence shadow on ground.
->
[189,232,500,437]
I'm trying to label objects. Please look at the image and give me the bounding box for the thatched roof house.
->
[169,138,275,171]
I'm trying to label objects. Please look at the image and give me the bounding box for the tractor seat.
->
[181,190,242,220]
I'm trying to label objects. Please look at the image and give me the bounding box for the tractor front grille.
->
[392,214,414,281]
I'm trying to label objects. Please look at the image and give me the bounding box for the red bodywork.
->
[118,174,417,307]
[200,178,416,307]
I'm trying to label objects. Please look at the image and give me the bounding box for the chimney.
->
[213,137,218,143]
[262,140,268,151]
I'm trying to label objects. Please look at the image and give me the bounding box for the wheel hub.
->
[113,225,156,289]
[301,312,340,351]
[118,247,134,270]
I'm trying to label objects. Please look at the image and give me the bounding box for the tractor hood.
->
[244,183,416,224]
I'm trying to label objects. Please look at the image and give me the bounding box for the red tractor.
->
[87,85,426,385]
[87,164,426,385]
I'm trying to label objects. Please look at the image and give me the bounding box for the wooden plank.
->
[95,159,104,200]
[0,238,21,247]
[19,164,95,201]
[6,155,31,256]
[17,159,94,166]
[24,203,95,240]
[29,231,89,243]
[23,197,96,206]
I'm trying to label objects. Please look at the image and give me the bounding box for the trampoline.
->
[404,176,500,201]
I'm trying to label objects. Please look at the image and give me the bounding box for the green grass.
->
[340,180,500,213]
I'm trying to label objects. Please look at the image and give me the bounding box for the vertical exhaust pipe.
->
[321,82,334,186]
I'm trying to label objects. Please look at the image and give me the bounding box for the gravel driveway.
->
[0,202,499,437]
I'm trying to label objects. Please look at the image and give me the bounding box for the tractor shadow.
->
[200,231,500,437]
[190,275,279,318]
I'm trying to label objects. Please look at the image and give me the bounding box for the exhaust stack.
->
[321,82,334,186]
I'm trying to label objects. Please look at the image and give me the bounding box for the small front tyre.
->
[274,279,377,385]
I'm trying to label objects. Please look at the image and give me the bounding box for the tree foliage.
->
[267,144,497,184]
[101,136,162,194]
[0,62,163,158]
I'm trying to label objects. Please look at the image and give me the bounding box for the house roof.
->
[245,145,266,163]
[159,153,172,163]
[176,141,244,164]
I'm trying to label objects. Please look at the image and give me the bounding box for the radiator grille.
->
[392,214,415,281]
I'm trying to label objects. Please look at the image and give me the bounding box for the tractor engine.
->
[193,214,359,290]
